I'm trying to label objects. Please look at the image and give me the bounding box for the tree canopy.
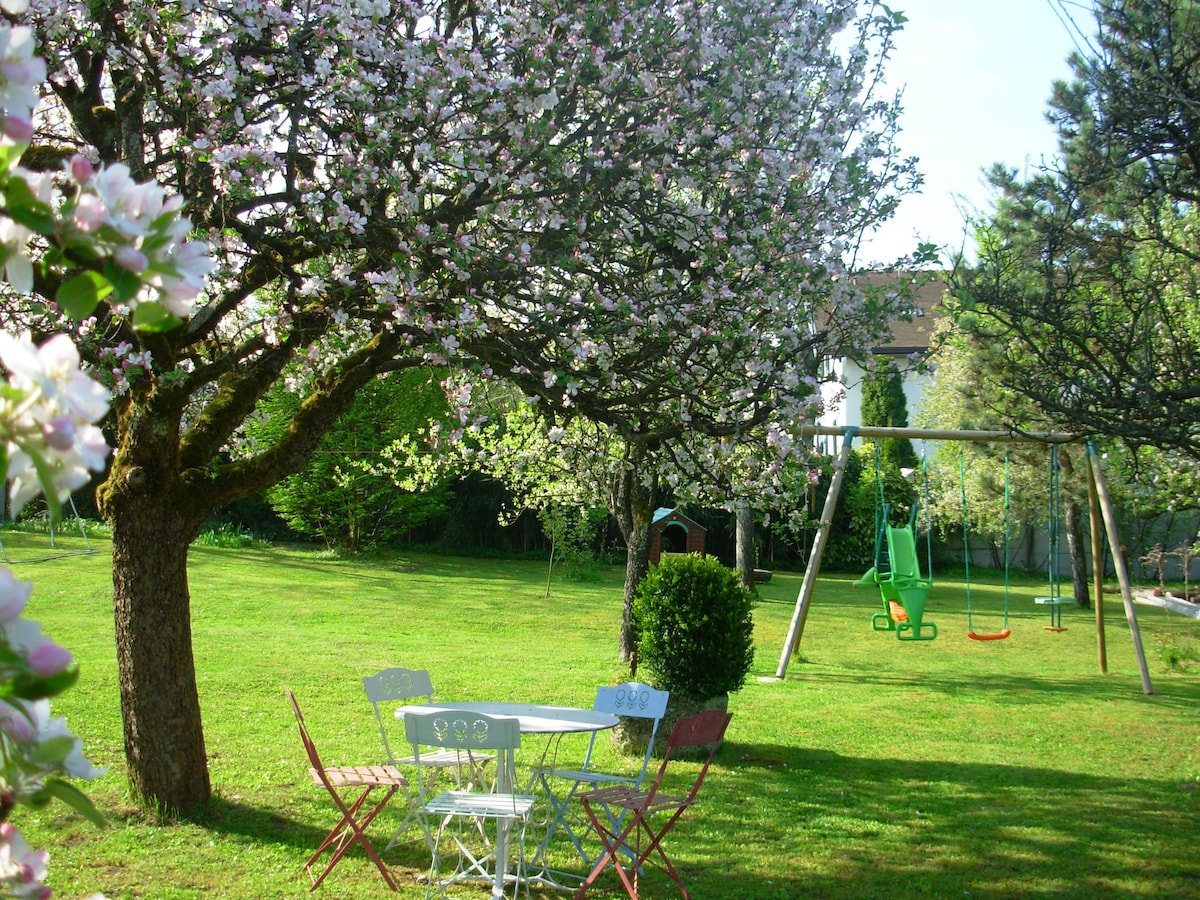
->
[952,0,1200,461]
[13,0,921,811]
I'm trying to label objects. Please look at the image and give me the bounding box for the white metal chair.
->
[531,683,669,882]
[405,711,536,900]
[363,667,493,850]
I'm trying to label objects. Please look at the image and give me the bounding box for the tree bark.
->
[610,458,657,665]
[109,493,210,813]
[98,401,211,813]
[1066,496,1091,607]
[1057,450,1091,607]
[735,501,755,589]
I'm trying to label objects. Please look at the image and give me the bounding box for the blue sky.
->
[857,0,1089,265]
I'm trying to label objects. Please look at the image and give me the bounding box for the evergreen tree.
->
[861,360,920,469]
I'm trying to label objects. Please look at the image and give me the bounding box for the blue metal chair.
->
[363,667,493,850]
[531,683,669,884]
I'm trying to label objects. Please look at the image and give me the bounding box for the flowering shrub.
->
[0,2,214,895]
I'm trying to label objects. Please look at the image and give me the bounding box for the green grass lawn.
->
[7,532,1199,899]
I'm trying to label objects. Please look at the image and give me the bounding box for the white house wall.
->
[815,358,934,459]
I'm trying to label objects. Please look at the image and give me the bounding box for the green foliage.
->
[860,361,919,469]
[818,448,871,572]
[952,0,1200,462]
[251,371,452,552]
[192,523,269,550]
[539,503,607,583]
[633,553,755,698]
[1153,627,1200,673]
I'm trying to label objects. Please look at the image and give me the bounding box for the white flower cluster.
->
[0,14,196,898]
[0,18,213,322]
[61,156,215,318]
[0,332,109,515]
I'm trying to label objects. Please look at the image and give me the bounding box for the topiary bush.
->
[633,553,755,699]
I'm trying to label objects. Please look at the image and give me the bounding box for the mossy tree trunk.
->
[611,454,659,665]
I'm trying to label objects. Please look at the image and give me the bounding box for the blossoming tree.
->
[0,3,216,893]
[13,0,921,813]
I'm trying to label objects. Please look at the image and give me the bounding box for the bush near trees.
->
[632,554,755,701]
[249,370,452,552]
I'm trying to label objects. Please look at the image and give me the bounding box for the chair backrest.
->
[594,682,669,720]
[885,525,923,581]
[363,667,437,764]
[286,686,327,780]
[405,711,521,796]
[583,682,669,781]
[642,708,733,808]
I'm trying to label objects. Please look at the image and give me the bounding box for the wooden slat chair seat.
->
[574,708,733,900]
[286,687,406,893]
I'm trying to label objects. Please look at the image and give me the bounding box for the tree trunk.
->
[621,523,652,664]
[97,402,211,814]
[610,457,657,665]
[1066,496,1090,607]
[735,501,755,589]
[110,499,210,812]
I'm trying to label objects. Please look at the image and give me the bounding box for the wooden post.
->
[1085,441,1151,694]
[774,434,855,679]
[1086,461,1108,673]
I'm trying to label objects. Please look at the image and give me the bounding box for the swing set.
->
[773,425,1154,695]
[857,441,1056,643]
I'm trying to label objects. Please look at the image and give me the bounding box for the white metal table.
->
[396,701,618,896]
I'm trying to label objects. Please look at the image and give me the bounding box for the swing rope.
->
[1039,443,1069,631]
[964,446,1012,641]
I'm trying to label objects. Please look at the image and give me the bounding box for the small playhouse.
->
[649,507,707,565]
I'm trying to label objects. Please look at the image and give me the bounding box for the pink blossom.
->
[0,27,45,122]
[72,194,105,232]
[0,823,49,900]
[40,415,75,451]
[0,567,32,623]
[26,641,71,678]
[114,246,148,274]
[69,154,94,183]
[0,699,32,742]
[1,114,31,144]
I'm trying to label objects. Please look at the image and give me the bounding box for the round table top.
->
[396,701,618,734]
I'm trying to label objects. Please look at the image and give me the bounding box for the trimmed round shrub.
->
[633,553,755,699]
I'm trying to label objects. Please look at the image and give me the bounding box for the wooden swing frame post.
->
[773,425,1152,696]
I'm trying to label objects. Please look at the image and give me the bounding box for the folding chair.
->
[573,708,733,900]
[531,683,669,881]
[363,667,493,849]
[285,686,407,892]
[405,711,536,900]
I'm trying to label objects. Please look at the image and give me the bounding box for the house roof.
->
[651,507,706,533]
[854,272,948,357]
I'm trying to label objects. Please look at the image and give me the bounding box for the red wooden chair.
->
[286,687,408,892]
[573,708,733,900]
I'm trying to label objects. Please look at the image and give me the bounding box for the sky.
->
[858,0,1091,265]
